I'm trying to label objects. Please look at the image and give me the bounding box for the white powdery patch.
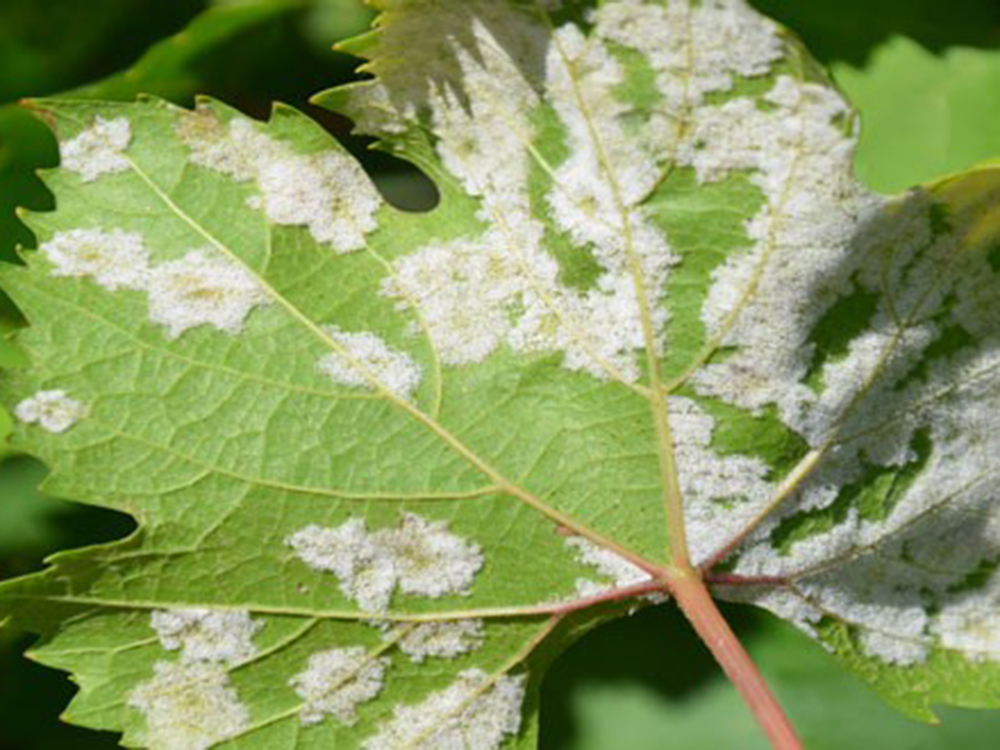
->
[150,609,262,665]
[128,661,250,750]
[60,116,132,182]
[290,646,389,726]
[597,0,784,106]
[318,326,422,400]
[145,250,270,338]
[286,514,484,614]
[41,228,150,291]
[932,566,1000,663]
[543,21,676,369]
[369,3,672,382]
[363,669,526,750]
[255,149,380,253]
[395,620,486,663]
[802,572,932,666]
[566,536,651,596]
[683,74,884,438]
[936,608,1000,663]
[15,390,88,433]
[177,110,381,253]
[668,397,775,565]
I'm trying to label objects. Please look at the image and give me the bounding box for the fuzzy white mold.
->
[145,250,270,338]
[60,116,132,182]
[177,109,381,252]
[363,669,526,750]
[395,619,486,663]
[41,228,150,291]
[287,514,484,614]
[15,390,88,434]
[369,0,682,383]
[318,326,422,399]
[128,661,250,750]
[566,536,651,596]
[150,609,262,665]
[290,646,389,726]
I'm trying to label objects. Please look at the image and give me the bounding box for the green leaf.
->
[0,0,204,101]
[63,0,305,103]
[2,0,1000,747]
[834,37,1000,194]
[0,458,70,555]
[0,0,319,264]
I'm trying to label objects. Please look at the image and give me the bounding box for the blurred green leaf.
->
[0,459,67,555]
[750,0,1000,65]
[67,0,306,102]
[560,614,1000,750]
[834,37,1000,193]
[0,0,205,102]
[298,0,375,54]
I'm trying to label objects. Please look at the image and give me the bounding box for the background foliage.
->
[2,1,1000,747]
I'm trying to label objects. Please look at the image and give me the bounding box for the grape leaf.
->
[0,458,69,555]
[0,0,324,268]
[2,0,1000,747]
[834,37,1000,193]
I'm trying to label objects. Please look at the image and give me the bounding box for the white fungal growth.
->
[363,669,526,750]
[150,609,262,665]
[290,647,389,726]
[668,397,775,565]
[255,149,380,253]
[368,1,683,382]
[15,390,88,434]
[937,609,1000,662]
[60,116,132,182]
[389,513,485,599]
[932,569,1000,662]
[395,620,486,663]
[41,228,150,291]
[286,514,484,614]
[566,536,652,595]
[318,326,422,399]
[177,109,381,252]
[597,0,784,105]
[145,250,270,338]
[127,661,250,750]
[177,110,259,181]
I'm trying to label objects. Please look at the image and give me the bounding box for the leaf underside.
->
[1,1,1000,748]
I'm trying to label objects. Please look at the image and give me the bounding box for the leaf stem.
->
[668,568,803,750]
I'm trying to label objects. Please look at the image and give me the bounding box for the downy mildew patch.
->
[176,107,381,252]
[150,609,262,665]
[41,228,150,291]
[15,390,88,434]
[145,250,270,339]
[393,619,486,663]
[362,668,526,750]
[565,535,652,597]
[290,646,389,726]
[318,325,422,400]
[39,227,270,338]
[127,661,250,750]
[346,0,1000,672]
[59,116,132,182]
[287,514,484,614]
